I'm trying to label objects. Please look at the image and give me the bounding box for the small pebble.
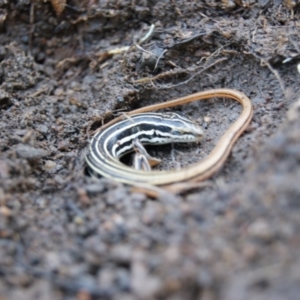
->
[204,116,211,123]
[248,219,273,242]
[35,124,49,134]
[74,216,84,225]
[44,160,56,170]
[54,88,64,96]
[0,160,9,178]
[0,206,12,217]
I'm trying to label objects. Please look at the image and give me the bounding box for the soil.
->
[1,1,300,299]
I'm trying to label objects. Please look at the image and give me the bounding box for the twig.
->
[131,68,189,84]
[128,24,156,53]
[132,57,227,89]
[138,24,155,45]
[134,44,155,56]
[153,49,168,71]
[131,57,227,89]
[159,57,228,90]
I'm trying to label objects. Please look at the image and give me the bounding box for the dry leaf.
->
[51,0,66,16]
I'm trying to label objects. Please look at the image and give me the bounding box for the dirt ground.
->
[0,1,300,299]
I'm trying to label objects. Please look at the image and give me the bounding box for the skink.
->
[85,89,253,186]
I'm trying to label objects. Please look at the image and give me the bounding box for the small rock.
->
[35,124,48,134]
[98,268,114,289]
[131,261,161,298]
[243,243,260,262]
[45,252,61,271]
[85,183,106,195]
[57,139,69,151]
[106,188,127,205]
[76,290,91,300]
[44,160,56,170]
[204,116,211,123]
[0,160,9,178]
[111,245,132,263]
[248,219,273,242]
[54,88,64,96]
[83,75,97,85]
[74,216,84,225]
[16,144,48,159]
[0,206,12,217]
